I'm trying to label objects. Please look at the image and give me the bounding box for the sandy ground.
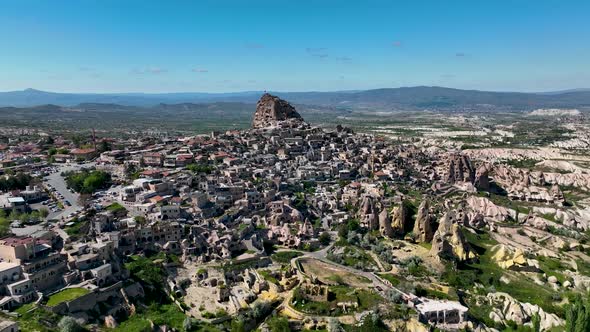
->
[177,263,231,318]
[299,258,371,288]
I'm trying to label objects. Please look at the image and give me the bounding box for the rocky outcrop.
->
[466,196,511,222]
[444,154,475,183]
[466,213,488,229]
[412,200,435,242]
[430,211,476,262]
[391,202,413,236]
[252,93,307,129]
[104,315,118,328]
[490,244,528,269]
[378,209,393,238]
[358,195,379,230]
[492,165,579,204]
[486,292,564,331]
[474,164,491,190]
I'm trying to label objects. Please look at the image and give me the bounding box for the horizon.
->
[2,0,590,93]
[3,85,590,96]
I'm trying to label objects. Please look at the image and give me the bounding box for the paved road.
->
[43,162,94,220]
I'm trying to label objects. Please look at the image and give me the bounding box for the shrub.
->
[58,316,82,332]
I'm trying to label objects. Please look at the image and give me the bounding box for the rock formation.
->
[391,201,413,236]
[378,208,393,238]
[430,211,476,262]
[466,196,511,223]
[444,154,475,183]
[252,93,307,129]
[486,292,564,330]
[492,165,575,204]
[474,164,491,190]
[358,195,378,230]
[104,316,118,328]
[412,200,435,242]
[490,244,528,269]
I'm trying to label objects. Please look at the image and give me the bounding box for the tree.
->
[0,172,32,191]
[71,134,85,148]
[39,208,50,219]
[99,140,111,152]
[319,231,331,246]
[30,210,40,222]
[186,163,214,174]
[267,316,290,332]
[0,215,9,237]
[230,318,246,332]
[327,318,342,332]
[66,170,111,194]
[565,294,590,332]
[125,163,139,178]
[252,301,270,320]
[8,210,20,221]
[182,317,199,332]
[58,316,82,332]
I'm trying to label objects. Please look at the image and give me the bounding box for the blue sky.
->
[1,0,589,93]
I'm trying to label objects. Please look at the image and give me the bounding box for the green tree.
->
[182,317,198,332]
[58,316,83,332]
[230,319,246,332]
[8,210,20,221]
[30,210,41,222]
[99,140,111,152]
[0,215,9,237]
[565,294,590,332]
[319,231,331,246]
[267,316,290,332]
[71,134,85,148]
[66,170,111,194]
[39,208,50,219]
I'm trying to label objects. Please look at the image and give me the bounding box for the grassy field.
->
[327,244,379,271]
[271,250,303,264]
[0,304,61,332]
[377,273,401,286]
[112,304,190,332]
[46,287,90,307]
[292,285,382,316]
[299,258,371,287]
[460,230,565,317]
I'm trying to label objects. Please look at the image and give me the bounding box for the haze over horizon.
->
[3,86,590,95]
[2,0,590,94]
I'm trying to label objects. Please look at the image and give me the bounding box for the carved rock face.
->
[379,208,393,237]
[412,200,435,242]
[430,211,476,262]
[358,195,378,230]
[391,202,413,236]
[252,93,306,129]
[444,154,475,183]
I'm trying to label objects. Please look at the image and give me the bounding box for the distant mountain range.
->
[1,86,590,110]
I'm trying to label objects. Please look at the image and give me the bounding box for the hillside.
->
[2,87,590,109]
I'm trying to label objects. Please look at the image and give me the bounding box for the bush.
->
[58,316,83,332]
[267,316,290,332]
[319,232,331,246]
